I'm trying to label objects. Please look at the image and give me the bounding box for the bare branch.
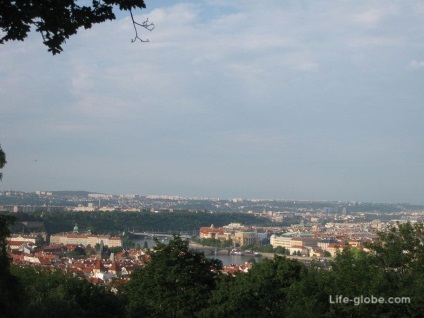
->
[130,9,155,43]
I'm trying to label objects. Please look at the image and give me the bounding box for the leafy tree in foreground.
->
[0,214,14,271]
[0,144,5,180]
[366,222,424,316]
[286,224,424,318]
[367,222,424,274]
[125,235,223,318]
[11,266,125,318]
[200,256,305,318]
[0,214,23,318]
[0,0,154,54]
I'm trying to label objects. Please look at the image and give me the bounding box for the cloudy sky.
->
[1,0,424,204]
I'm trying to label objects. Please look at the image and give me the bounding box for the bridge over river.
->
[129,231,192,240]
[129,232,230,255]
[129,234,330,267]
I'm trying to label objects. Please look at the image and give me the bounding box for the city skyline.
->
[2,189,423,207]
[1,1,424,204]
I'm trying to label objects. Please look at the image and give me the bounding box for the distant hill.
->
[50,190,99,197]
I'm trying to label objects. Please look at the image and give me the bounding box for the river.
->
[132,238,264,265]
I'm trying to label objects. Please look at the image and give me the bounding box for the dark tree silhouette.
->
[0,0,154,54]
[0,144,5,181]
[125,235,223,317]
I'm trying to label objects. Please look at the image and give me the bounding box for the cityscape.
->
[2,189,424,284]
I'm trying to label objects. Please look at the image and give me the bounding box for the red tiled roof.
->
[109,261,120,272]
[94,259,106,271]
[39,258,52,266]
[86,277,104,285]
[7,240,27,246]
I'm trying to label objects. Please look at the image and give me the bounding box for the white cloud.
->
[351,6,398,26]
[409,60,424,69]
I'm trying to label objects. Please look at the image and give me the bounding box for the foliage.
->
[35,234,45,246]
[273,246,288,255]
[125,235,223,318]
[200,256,305,318]
[366,222,424,273]
[323,250,332,257]
[11,266,125,317]
[0,214,23,318]
[122,236,135,249]
[256,243,274,253]
[19,210,267,234]
[284,224,424,318]
[0,215,15,273]
[0,145,5,168]
[0,0,152,54]
[2,222,424,317]
[0,265,22,318]
[70,245,86,257]
[0,144,5,180]
[108,246,124,254]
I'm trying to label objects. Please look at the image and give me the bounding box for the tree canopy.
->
[125,236,223,318]
[0,215,21,318]
[0,144,5,181]
[0,0,153,54]
[1,224,424,317]
[0,214,14,272]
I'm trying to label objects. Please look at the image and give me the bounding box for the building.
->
[49,224,122,248]
[49,233,122,248]
[290,237,318,249]
[233,232,257,246]
[199,225,225,239]
[317,238,339,250]
[270,235,292,249]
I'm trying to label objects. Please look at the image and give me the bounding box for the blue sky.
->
[1,0,424,203]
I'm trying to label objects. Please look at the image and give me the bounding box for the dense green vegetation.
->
[0,215,21,318]
[1,218,424,317]
[125,236,222,317]
[11,210,282,235]
[0,144,5,181]
[10,267,125,318]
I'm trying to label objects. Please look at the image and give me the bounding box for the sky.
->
[1,0,424,204]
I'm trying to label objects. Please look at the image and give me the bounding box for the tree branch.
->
[129,9,154,43]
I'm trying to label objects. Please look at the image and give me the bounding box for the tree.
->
[0,0,154,54]
[70,245,86,256]
[0,214,23,318]
[258,243,273,253]
[323,251,331,257]
[35,234,45,247]
[367,222,424,274]
[109,246,123,254]
[365,223,424,316]
[0,214,14,274]
[273,246,286,254]
[125,235,222,318]
[0,144,5,181]
[200,256,305,318]
[11,266,125,317]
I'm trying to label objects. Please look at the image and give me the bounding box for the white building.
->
[270,235,292,249]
